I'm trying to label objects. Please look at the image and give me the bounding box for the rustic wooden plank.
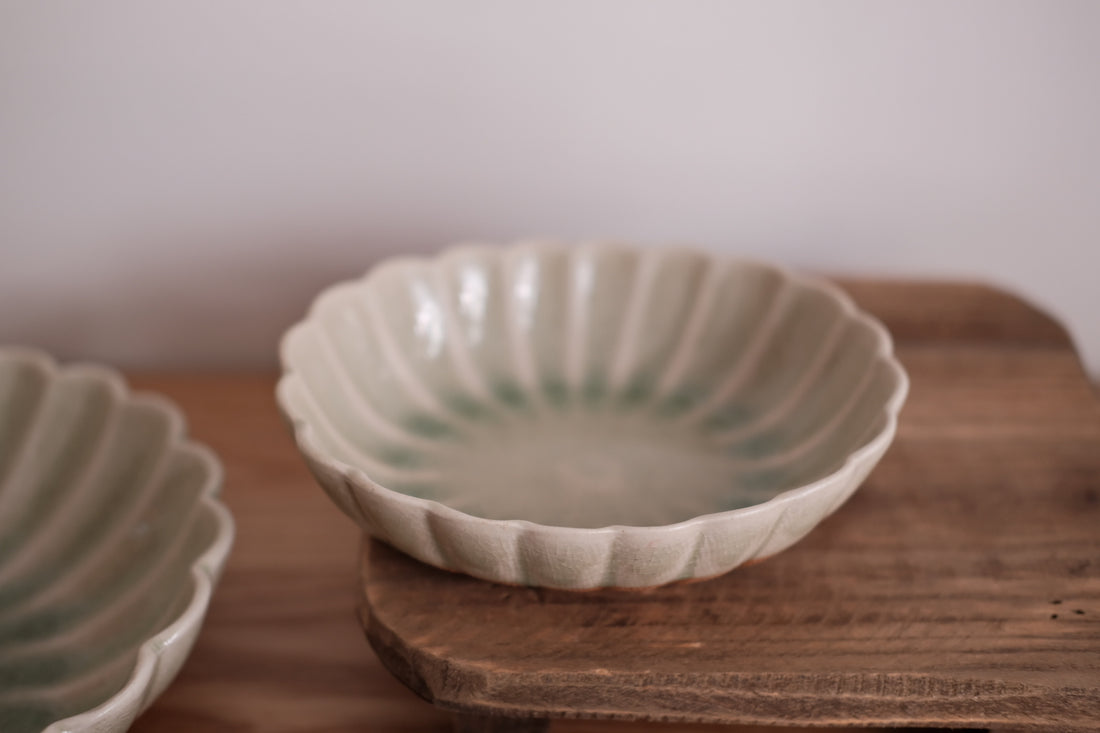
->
[360,281,1100,732]
[833,278,1074,349]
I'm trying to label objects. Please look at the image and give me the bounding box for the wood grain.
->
[360,279,1100,732]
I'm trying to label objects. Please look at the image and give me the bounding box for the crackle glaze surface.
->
[278,242,907,588]
[0,348,234,733]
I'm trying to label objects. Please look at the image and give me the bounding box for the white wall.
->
[2,1,1098,372]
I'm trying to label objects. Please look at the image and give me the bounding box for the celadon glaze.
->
[278,241,908,589]
[0,348,234,733]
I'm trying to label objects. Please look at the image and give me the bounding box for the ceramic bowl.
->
[278,242,907,589]
[0,347,234,733]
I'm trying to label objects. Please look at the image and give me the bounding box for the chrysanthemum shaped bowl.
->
[0,348,234,733]
[278,242,907,589]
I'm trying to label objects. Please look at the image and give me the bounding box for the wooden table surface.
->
[123,280,1100,733]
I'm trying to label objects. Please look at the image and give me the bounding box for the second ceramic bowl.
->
[0,347,234,733]
[278,242,907,589]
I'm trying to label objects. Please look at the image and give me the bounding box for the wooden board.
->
[359,280,1100,732]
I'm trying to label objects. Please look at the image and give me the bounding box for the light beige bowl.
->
[0,347,234,733]
[278,241,907,589]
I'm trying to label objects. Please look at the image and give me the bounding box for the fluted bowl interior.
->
[0,348,233,733]
[279,242,907,588]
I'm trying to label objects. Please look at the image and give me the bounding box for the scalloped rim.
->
[0,346,235,733]
[277,241,909,588]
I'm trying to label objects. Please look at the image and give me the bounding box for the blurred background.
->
[1,1,1098,373]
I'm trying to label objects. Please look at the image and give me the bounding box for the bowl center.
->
[396,405,790,528]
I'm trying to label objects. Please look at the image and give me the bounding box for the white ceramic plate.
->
[278,241,907,589]
[0,347,234,733]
